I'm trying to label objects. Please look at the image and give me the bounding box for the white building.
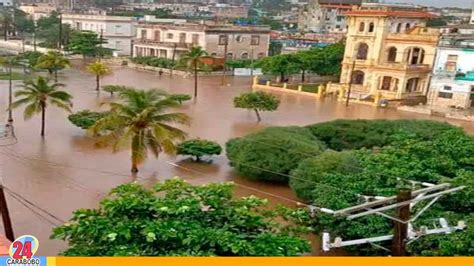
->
[62,14,136,56]
[0,0,13,7]
[429,33,474,110]
[20,4,57,21]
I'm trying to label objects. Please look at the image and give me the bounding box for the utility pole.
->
[250,46,254,77]
[58,12,63,51]
[392,189,411,256]
[346,60,356,107]
[221,35,228,86]
[7,60,13,124]
[99,28,103,61]
[0,182,14,242]
[170,43,177,77]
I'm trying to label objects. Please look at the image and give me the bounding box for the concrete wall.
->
[205,32,269,60]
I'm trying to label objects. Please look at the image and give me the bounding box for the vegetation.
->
[67,31,110,58]
[102,85,130,96]
[168,94,192,104]
[87,61,111,91]
[20,51,44,69]
[226,127,324,183]
[68,110,109,130]
[177,139,222,162]
[36,12,72,49]
[89,89,189,174]
[52,178,310,256]
[131,56,176,69]
[233,91,280,122]
[179,46,208,98]
[306,119,457,151]
[12,76,73,137]
[110,8,175,18]
[0,72,27,80]
[36,51,70,82]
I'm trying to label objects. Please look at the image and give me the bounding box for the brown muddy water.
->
[0,64,472,255]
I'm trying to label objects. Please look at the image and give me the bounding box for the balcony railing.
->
[134,39,194,49]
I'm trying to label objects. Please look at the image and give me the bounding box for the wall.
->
[205,32,269,60]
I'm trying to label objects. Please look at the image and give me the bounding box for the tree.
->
[87,61,111,91]
[68,110,109,130]
[51,178,311,256]
[233,91,280,122]
[293,51,313,82]
[259,54,299,81]
[226,127,324,183]
[12,76,73,137]
[36,12,71,49]
[177,139,222,162]
[179,46,208,98]
[102,85,130,96]
[67,31,108,58]
[36,51,70,82]
[168,94,192,104]
[89,89,190,174]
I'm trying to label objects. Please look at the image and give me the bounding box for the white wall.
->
[0,0,13,7]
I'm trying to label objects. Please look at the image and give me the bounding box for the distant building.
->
[62,14,136,56]
[298,0,375,33]
[209,4,249,18]
[20,4,57,21]
[0,0,13,7]
[429,30,474,110]
[327,3,439,102]
[133,22,271,60]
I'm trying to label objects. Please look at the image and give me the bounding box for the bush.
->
[131,56,176,69]
[68,110,109,130]
[289,151,361,201]
[102,85,130,96]
[226,127,324,183]
[233,91,280,122]
[306,119,458,151]
[168,94,192,104]
[177,139,222,161]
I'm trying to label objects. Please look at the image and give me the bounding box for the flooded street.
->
[0,64,473,255]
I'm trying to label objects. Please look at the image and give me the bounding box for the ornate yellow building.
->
[330,3,440,103]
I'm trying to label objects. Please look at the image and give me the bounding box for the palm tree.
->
[12,76,73,137]
[35,51,70,82]
[179,46,208,98]
[89,89,189,174]
[0,56,19,122]
[87,61,110,91]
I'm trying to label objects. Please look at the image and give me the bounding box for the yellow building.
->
[330,3,439,104]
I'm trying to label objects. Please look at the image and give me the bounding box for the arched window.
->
[210,52,217,57]
[396,23,402,33]
[154,30,160,41]
[359,22,365,32]
[356,43,369,60]
[406,78,420,92]
[368,22,375,32]
[352,70,365,85]
[405,23,411,31]
[387,47,397,62]
[257,52,265,59]
[406,47,425,65]
[226,52,233,59]
[241,52,249,59]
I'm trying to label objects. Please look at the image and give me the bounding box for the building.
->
[429,33,474,110]
[328,3,439,102]
[133,22,271,61]
[298,0,371,33]
[62,13,136,56]
[209,4,249,18]
[0,0,13,7]
[19,4,57,21]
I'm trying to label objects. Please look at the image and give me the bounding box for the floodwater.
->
[0,63,473,255]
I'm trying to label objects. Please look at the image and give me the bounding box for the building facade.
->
[0,0,13,7]
[429,34,474,110]
[19,4,57,21]
[62,14,136,56]
[133,22,271,60]
[329,3,439,102]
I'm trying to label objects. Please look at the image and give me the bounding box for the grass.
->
[0,72,29,80]
[301,85,319,93]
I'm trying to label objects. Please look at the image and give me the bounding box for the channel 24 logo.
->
[6,235,40,265]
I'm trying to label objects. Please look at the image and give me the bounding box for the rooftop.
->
[345,3,435,18]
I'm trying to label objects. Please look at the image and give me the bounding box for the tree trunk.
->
[131,163,139,174]
[280,72,285,82]
[194,62,197,99]
[33,32,37,52]
[301,70,305,82]
[41,102,46,137]
[54,70,58,82]
[254,109,261,122]
[96,75,100,91]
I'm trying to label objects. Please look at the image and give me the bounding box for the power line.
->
[7,191,61,227]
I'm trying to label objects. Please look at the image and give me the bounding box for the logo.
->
[6,235,40,266]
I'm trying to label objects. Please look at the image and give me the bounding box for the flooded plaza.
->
[0,64,473,255]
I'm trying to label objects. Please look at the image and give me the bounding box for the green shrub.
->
[289,151,361,201]
[226,127,324,183]
[177,139,222,161]
[68,110,109,129]
[102,85,131,96]
[168,94,192,104]
[306,119,458,151]
[233,91,280,122]
[131,56,176,69]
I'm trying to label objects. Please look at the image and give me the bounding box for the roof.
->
[345,10,436,18]
[318,0,362,4]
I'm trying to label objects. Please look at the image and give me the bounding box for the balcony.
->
[455,71,474,82]
[405,64,431,72]
[133,39,194,49]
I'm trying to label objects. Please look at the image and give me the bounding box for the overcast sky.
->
[385,0,472,8]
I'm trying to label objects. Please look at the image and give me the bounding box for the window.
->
[179,33,186,43]
[405,23,411,31]
[211,52,217,57]
[445,54,458,71]
[380,76,392,90]
[443,86,452,91]
[471,85,474,92]
[141,29,147,40]
[356,43,369,60]
[226,53,233,59]
[167,33,174,39]
[236,35,243,43]
[336,16,343,22]
[368,22,375,32]
[241,52,249,59]
[154,31,160,41]
[387,47,397,62]
[219,35,228,45]
[352,70,365,85]
[438,92,453,99]
[406,78,420,92]
[359,22,365,32]
[257,52,265,59]
[251,35,260,45]
[407,47,425,65]
[192,34,199,45]
[396,23,402,33]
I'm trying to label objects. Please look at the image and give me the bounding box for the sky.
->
[384,0,472,8]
